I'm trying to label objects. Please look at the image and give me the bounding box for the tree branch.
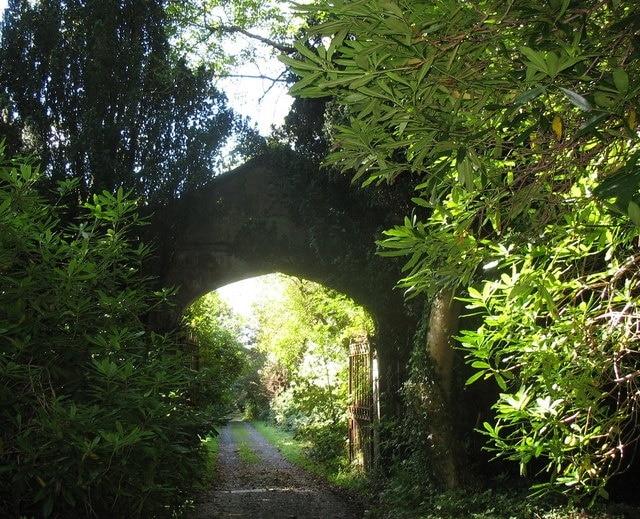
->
[208,24,296,54]
[214,73,289,83]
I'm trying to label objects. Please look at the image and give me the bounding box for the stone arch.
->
[145,148,418,421]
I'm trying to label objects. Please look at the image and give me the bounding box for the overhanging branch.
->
[214,73,288,83]
[208,24,296,54]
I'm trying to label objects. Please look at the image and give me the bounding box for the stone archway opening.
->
[182,272,380,469]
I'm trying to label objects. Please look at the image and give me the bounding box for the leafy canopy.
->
[284,0,640,499]
[168,0,300,72]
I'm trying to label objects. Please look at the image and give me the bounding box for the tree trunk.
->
[427,288,461,399]
[426,288,462,488]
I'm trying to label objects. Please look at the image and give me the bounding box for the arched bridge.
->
[146,148,418,415]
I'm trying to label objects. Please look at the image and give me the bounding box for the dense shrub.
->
[0,148,215,518]
[181,292,248,420]
[271,379,348,464]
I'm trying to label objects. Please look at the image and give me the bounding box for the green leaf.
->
[555,54,586,75]
[279,54,323,72]
[627,200,640,227]
[378,0,405,18]
[43,495,54,519]
[559,87,592,111]
[574,112,610,139]
[466,370,486,385]
[289,71,326,93]
[349,74,375,89]
[411,197,431,208]
[467,286,483,299]
[512,86,546,105]
[519,46,548,74]
[457,156,474,191]
[293,41,325,64]
[354,51,370,70]
[594,91,615,108]
[326,28,348,61]
[613,67,629,94]
[545,51,559,77]
[381,15,410,35]
[482,421,500,438]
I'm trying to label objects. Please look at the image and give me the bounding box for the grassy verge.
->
[251,420,367,493]
[201,434,220,486]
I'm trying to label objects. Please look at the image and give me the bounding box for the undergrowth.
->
[252,420,365,490]
[201,435,220,487]
[371,484,639,519]
[250,422,640,519]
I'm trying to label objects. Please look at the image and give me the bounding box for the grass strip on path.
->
[229,421,260,464]
[251,421,330,478]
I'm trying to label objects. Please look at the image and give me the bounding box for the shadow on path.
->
[195,420,359,519]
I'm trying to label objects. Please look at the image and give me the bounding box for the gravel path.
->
[194,420,361,519]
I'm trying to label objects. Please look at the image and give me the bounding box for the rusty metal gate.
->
[348,333,378,470]
[182,329,200,371]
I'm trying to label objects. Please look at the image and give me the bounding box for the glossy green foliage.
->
[0,149,215,518]
[285,1,639,214]
[457,204,640,500]
[285,0,640,500]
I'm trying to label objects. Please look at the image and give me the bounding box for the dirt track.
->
[194,420,361,519]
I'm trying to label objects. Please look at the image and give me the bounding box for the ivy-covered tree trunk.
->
[400,291,465,490]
